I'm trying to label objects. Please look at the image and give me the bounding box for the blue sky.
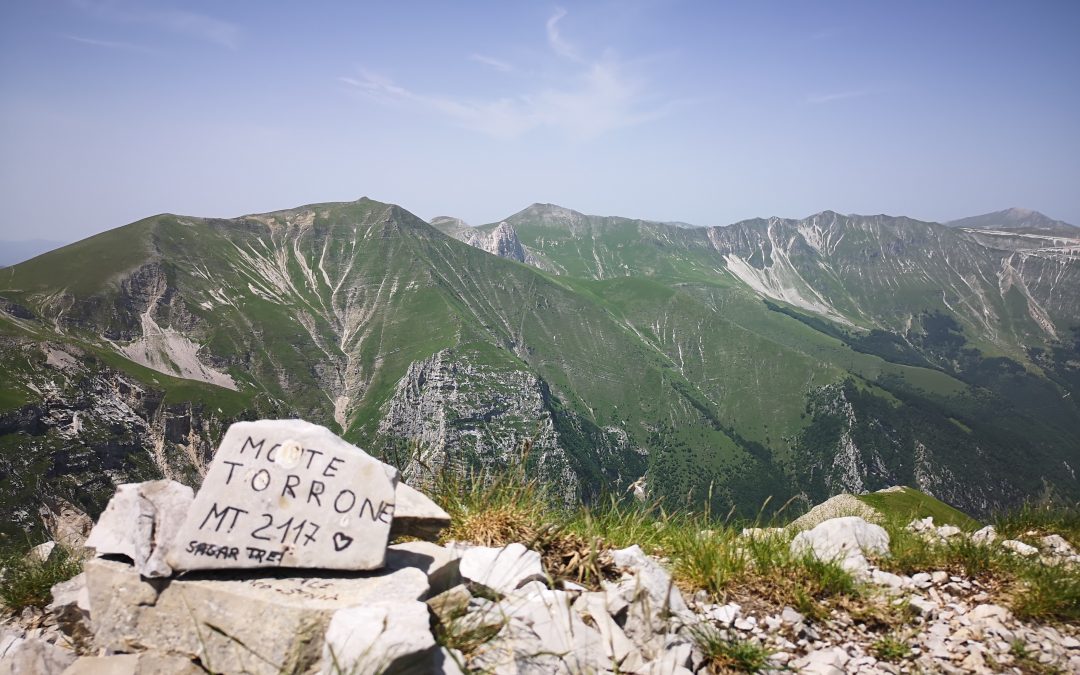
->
[1,1,1079,242]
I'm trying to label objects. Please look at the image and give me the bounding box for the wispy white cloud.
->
[62,34,151,52]
[806,89,873,104]
[546,7,582,62]
[469,53,514,73]
[342,9,675,140]
[72,0,240,49]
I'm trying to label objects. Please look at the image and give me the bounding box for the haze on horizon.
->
[1,0,1079,244]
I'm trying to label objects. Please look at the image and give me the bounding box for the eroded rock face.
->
[460,222,528,263]
[376,348,582,501]
[166,420,397,572]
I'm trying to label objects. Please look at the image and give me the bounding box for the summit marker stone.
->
[166,420,397,572]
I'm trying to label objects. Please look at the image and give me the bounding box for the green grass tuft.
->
[688,623,773,673]
[0,545,83,613]
[871,633,911,661]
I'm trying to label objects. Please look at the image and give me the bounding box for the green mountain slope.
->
[1,199,1077,539]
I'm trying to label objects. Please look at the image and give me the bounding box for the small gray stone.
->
[871,569,907,591]
[1039,534,1075,557]
[936,525,962,539]
[911,572,932,588]
[971,525,997,544]
[908,596,937,616]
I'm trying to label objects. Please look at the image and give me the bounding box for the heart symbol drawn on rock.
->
[332,532,354,552]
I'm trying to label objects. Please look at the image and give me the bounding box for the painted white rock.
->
[166,420,396,572]
[85,480,194,577]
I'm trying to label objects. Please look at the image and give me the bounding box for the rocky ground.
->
[0,467,1078,674]
[2,513,1078,673]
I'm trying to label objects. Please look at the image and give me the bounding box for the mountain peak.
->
[947,208,1078,236]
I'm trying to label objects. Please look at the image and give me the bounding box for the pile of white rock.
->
[2,420,460,674]
[906,515,1080,567]
[2,428,1079,675]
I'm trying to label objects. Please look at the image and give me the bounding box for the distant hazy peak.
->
[506,203,587,221]
[947,208,1078,235]
[429,216,470,233]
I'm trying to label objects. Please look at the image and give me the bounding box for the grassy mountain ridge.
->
[1,198,1077,537]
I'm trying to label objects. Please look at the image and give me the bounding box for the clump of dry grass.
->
[531,525,615,589]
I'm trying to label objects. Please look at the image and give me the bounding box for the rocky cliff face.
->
[796,382,1010,515]
[0,337,249,540]
[431,216,535,265]
[375,348,645,504]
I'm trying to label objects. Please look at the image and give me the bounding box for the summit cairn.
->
[166,419,397,572]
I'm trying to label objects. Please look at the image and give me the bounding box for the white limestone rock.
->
[386,540,462,596]
[0,631,75,675]
[790,516,890,574]
[85,480,194,577]
[610,545,690,616]
[84,557,428,675]
[793,646,850,675]
[1001,539,1039,557]
[458,542,546,595]
[167,420,397,572]
[971,525,997,544]
[789,494,882,531]
[61,654,201,674]
[47,573,91,648]
[26,540,57,563]
[320,600,437,674]
[936,525,962,539]
[389,482,452,542]
[870,569,908,591]
[1039,534,1075,557]
[572,592,642,670]
[471,588,608,674]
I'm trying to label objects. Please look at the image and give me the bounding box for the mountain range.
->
[1,200,1078,539]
